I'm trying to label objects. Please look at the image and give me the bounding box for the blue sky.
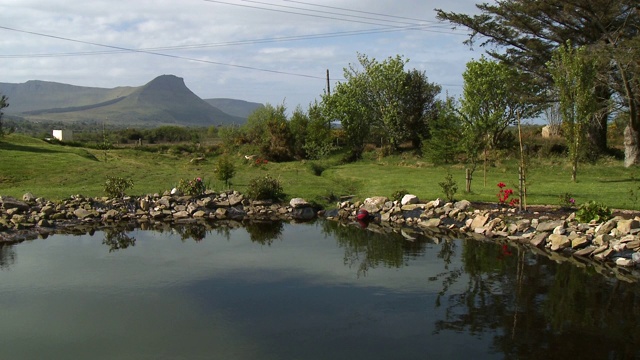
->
[1,0,484,110]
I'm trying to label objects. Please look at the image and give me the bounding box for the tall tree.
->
[322,53,441,160]
[401,69,442,149]
[548,43,598,182]
[460,57,540,149]
[436,0,639,160]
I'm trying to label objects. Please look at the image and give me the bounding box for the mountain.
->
[204,98,263,119]
[0,75,253,127]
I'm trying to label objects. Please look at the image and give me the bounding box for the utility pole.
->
[326,69,330,96]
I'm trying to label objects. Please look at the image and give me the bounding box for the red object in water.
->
[356,209,369,221]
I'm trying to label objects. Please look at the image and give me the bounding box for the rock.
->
[74,208,94,219]
[214,208,227,218]
[549,234,570,251]
[139,198,150,211]
[596,219,617,236]
[0,197,30,212]
[574,246,597,257]
[616,219,639,235]
[401,204,419,211]
[401,194,419,206]
[470,214,489,230]
[37,219,53,227]
[362,196,389,213]
[537,220,565,232]
[22,192,36,202]
[290,198,310,208]
[421,218,441,227]
[593,234,613,247]
[170,187,180,195]
[615,258,634,267]
[454,200,471,211]
[193,210,207,218]
[173,210,190,219]
[553,226,566,235]
[292,207,316,221]
[103,209,120,220]
[571,236,589,249]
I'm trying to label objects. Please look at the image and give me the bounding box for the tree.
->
[436,0,639,158]
[303,101,334,160]
[423,97,463,164]
[244,103,293,161]
[322,53,441,160]
[289,105,310,159]
[548,44,598,182]
[460,57,540,149]
[401,69,442,149]
[215,156,235,189]
[0,94,9,137]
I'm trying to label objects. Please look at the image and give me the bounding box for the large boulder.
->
[362,196,389,214]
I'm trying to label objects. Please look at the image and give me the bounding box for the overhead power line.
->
[0,25,326,80]
[282,0,436,23]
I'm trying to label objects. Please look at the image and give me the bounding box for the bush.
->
[104,176,134,198]
[177,177,207,197]
[438,172,458,202]
[215,156,235,188]
[246,174,285,201]
[391,189,409,202]
[575,201,612,223]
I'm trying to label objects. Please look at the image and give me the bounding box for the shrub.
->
[177,177,207,197]
[104,176,134,198]
[576,201,612,223]
[391,189,409,202]
[246,174,285,201]
[439,172,458,202]
[215,156,235,188]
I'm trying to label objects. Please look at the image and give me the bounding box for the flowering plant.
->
[497,182,518,207]
[177,177,207,196]
[252,158,269,167]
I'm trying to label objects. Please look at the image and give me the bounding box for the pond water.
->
[1,220,639,360]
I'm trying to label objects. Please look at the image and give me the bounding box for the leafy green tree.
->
[304,101,334,160]
[0,94,9,137]
[402,69,442,149]
[322,53,441,160]
[460,57,539,150]
[244,103,293,161]
[436,0,639,162]
[289,105,309,159]
[215,155,235,188]
[423,97,463,164]
[548,44,598,182]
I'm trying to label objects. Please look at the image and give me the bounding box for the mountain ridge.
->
[0,75,262,127]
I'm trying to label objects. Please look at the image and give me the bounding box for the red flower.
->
[497,182,506,188]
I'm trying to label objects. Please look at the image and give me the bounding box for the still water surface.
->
[1,221,639,359]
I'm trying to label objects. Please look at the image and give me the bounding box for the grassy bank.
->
[1,134,638,210]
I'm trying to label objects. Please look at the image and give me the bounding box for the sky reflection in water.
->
[0,221,639,360]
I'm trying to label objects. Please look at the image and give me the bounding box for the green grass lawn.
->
[1,133,639,210]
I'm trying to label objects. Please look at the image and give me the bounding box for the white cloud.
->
[1,0,483,109]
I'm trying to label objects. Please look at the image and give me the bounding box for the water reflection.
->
[102,228,137,252]
[0,244,16,270]
[1,220,639,359]
[244,221,284,245]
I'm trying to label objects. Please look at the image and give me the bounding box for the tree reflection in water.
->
[174,223,207,242]
[434,239,640,359]
[102,228,137,252]
[322,221,640,358]
[244,221,284,245]
[0,244,16,270]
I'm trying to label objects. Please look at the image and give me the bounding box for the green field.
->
[1,133,638,210]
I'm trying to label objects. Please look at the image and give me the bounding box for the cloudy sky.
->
[1,0,484,110]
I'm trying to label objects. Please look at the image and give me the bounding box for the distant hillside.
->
[0,75,252,127]
[204,98,263,119]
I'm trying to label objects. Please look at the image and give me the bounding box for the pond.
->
[1,220,639,360]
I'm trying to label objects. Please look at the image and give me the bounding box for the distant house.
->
[52,130,73,142]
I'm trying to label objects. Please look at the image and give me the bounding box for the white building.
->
[52,130,73,142]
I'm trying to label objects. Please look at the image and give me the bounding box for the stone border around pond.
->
[1,192,639,281]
